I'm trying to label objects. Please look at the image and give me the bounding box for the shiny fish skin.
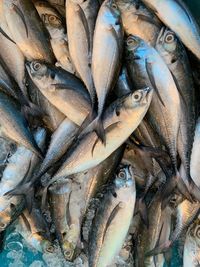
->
[26,61,91,126]
[92,0,123,119]
[88,165,136,267]
[126,35,181,175]
[116,0,162,46]
[35,0,75,73]
[50,87,152,182]
[66,0,99,102]
[141,0,200,60]
[3,0,55,63]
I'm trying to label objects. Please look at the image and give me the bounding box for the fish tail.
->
[22,100,45,118]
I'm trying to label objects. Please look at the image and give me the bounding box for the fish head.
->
[125,35,148,62]
[41,240,55,254]
[189,218,200,246]
[103,0,121,26]
[26,61,48,80]
[62,240,75,261]
[156,27,178,54]
[123,87,153,111]
[40,13,62,28]
[115,164,135,189]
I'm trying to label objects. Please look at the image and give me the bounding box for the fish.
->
[27,75,65,132]
[125,35,187,200]
[35,0,75,73]
[3,0,55,63]
[0,128,46,231]
[0,91,43,157]
[26,61,92,126]
[116,0,162,46]
[47,0,66,17]
[183,216,200,267]
[0,0,26,96]
[59,147,124,259]
[49,181,72,260]
[16,209,54,253]
[49,87,152,183]
[156,27,196,191]
[87,0,124,143]
[66,0,99,104]
[88,165,136,267]
[115,66,132,98]
[147,199,200,257]
[141,0,200,60]
[137,196,172,267]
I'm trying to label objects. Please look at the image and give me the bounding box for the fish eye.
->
[64,250,72,258]
[194,225,200,239]
[133,91,143,102]
[112,2,118,9]
[165,32,175,44]
[49,15,56,22]
[45,244,55,253]
[118,170,126,179]
[126,37,138,48]
[33,62,42,71]
[0,222,6,229]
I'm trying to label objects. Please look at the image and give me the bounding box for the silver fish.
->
[141,0,200,60]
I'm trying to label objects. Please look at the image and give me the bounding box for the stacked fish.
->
[0,0,200,266]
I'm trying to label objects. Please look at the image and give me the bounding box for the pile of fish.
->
[0,0,200,266]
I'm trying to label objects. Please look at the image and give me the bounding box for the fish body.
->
[66,0,99,101]
[3,0,55,62]
[51,87,152,181]
[156,27,196,183]
[35,0,74,73]
[141,0,200,60]
[126,35,181,174]
[27,61,91,126]
[92,0,123,118]
[116,0,162,46]
[88,165,136,267]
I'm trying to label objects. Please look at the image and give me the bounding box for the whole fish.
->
[0,91,42,157]
[66,0,99,103]
[3,0,55,63]
[141,0,200,60]
[116,0,162,46]
[35,0,74,73]
[88,165,136,267]
[0,0,26,95]
[26,61,91,126]
[89,0,124,143]
[60,147,124,259]
[183,216,200,267]
[125,35,184,197]
[156,27,196,188]
[49,87,152,182]
[0,128,46,230]
[49,182,72,259]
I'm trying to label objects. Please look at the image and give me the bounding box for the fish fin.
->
[103,202,123,242]
[145,59,165,107]
[145,240,172,257]
[161,172,192,209]
[135,13,161,27]
[76,4,90,53]
[20,212,32,233]
[0,26,16,44]
[79,115,106,145]
[66,191,72,226]
[76,109,97,139]
[41,186,49,212]
[110,26,120,53]
[91,121,120,155]
[12,4,28,38]
[138,197,149,227]
[170,70,187,107]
